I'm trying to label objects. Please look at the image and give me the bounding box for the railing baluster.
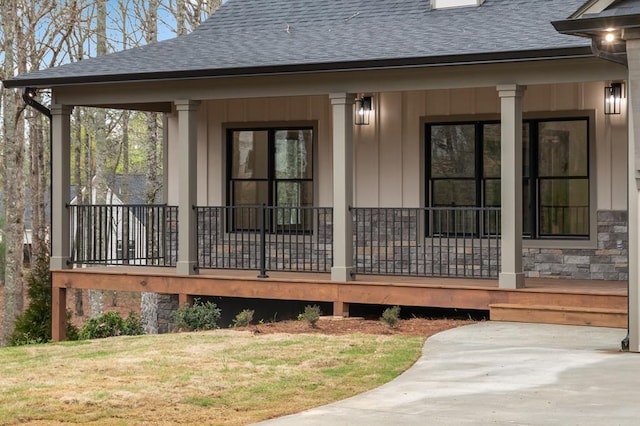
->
[350,206,501,279]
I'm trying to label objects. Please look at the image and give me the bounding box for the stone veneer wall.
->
[157,294,179,333]
[523,210,628,280]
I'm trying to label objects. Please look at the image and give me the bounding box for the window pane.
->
[538,120,588,177]
[483,124,501,177]
[430,124,475,178]
[523,179,531,236]
[431,208,477,236]
[276,182,313,231]
[539,178,589,236]
[523,122,530,177]
[483,179,500,207]
[275,130,313,179]
[276,181,313,207]
[232,131,268,179]
[432,180,476,206]
[233,181,268,206]
[232,181,268,230]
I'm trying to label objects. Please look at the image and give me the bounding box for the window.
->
[227,127,314,232]
[116,239,136,259]
[426,117,589,239]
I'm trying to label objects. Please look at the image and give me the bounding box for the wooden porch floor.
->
[52,266,627,314]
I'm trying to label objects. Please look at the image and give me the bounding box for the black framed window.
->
[426,117,589,239]
[227,127,314,232]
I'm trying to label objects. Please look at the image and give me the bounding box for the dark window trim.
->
[225,125,316,234]
[425,116,590,240]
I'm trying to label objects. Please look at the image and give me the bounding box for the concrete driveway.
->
[254,322,639,425]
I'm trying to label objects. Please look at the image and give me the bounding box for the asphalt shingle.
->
[6,0,594,87]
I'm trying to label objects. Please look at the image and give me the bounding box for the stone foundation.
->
[157,294,179,333]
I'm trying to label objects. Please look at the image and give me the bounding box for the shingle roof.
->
[5,0,592,88]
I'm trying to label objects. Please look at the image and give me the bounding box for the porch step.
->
[489,303,627,328]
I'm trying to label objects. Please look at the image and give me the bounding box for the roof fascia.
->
[553,14,640,35]
[2,47,593,90]
[570,0,617,18]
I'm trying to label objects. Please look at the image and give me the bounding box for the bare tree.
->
[1,0,26,346]
[88,0,110,317]
[136,0,162,334]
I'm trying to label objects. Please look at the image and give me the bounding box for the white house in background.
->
[69,177,150,266]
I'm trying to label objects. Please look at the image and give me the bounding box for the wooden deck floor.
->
[52,266,627,309]
[51,267,629,339]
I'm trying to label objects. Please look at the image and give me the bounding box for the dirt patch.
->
[2,286,474,339]
[235,316,475,337]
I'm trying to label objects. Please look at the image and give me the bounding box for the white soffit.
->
[431,0,485,9]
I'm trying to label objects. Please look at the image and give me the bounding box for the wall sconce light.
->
[604,82,623,115]
[355,96,372,125]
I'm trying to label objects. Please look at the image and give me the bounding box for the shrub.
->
[231,309,255,328]
[301,305,321,327]
[79,311,144,340]
[380,306,401,329]
[9,253,79,345]
[171,298,221,331]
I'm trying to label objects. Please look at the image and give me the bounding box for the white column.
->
[497,84,526,289]
[50,104,73,270]
[175,100,199,275]
[626,37,640,352]
[330,93,356,281]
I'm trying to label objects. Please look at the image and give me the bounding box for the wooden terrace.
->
[51,267,628,340]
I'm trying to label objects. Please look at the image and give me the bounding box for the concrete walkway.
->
[255,322,640,426]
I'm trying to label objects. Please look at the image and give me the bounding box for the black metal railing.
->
[69,204,178,266]
[353,207,501,278]
[68,204,504,279]
[196,205,333,275]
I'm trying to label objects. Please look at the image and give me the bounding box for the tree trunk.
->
[141,0,161,334]
[72,108,84,316]
[89,0,110,318]
[1,0,26,345]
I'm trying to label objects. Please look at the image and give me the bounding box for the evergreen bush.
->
[10,254,79,345]
[79,311,144,340]
[301,305,321,327]
[231,309,255,327]
[380,306,401,329]
[170,298,221,331]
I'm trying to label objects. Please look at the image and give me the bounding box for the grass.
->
[0,330,425,425]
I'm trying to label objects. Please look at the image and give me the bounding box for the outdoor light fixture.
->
[604,82,623,115]
[355,96,372,125]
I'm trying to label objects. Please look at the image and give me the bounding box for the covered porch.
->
[48,65,631,341]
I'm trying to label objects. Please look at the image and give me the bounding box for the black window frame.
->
[226,126,315,234]
[425,117,590,240]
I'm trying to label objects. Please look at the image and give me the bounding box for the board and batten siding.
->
[166,82,627,213]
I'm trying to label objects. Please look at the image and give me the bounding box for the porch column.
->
[52,287,67,341]
[330,93,356,282]
[626,35,640,352]
[497,85,526,289]
[50,104,73,270]
[175,100,199,276]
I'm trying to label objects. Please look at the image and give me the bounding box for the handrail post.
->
[258,204,269,278]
